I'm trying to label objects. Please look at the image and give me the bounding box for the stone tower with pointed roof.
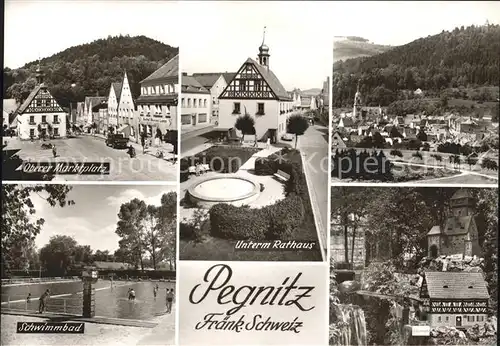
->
[353,81,363,121]
[426,189,481,258]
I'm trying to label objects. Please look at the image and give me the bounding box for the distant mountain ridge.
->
[332,24,500,108]
[3,35,179,107]
[333,36,392,62]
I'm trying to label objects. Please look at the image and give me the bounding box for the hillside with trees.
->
[3,35,178,107]
[332,24,500,113]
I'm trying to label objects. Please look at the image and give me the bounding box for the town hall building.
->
[217,29,294,143]
[14,66,67,140]
[426,189,482,258]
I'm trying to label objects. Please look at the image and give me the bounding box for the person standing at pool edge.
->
[166,288,174,313]
[38,289,50,313]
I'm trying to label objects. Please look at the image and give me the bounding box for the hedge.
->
[266,196,305,239]
[209,204,269,240]
[208,197,305,240]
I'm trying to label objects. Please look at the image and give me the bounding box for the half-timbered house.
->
[217,30,293,143]
[14,67,66,140]
[420,272,489,328]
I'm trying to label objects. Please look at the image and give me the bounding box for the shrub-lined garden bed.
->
[180,148,322,261]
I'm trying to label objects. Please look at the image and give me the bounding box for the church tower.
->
[353,81,362,121]
[35,63,45,86]
[449,189,475,217]
[258,26,270,68]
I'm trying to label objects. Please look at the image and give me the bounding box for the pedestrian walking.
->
[38,289,50,313]
[266,137,271,149]
[26,293,31,304]
[52,145,57,158]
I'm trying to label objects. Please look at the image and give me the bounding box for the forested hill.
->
[333,24,500,108]
[3,35,179,107]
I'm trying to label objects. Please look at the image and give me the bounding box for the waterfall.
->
[334,304,368,346]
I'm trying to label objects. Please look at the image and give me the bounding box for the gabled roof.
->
[427,225,441,236]
[181,75,210,94]
[17,85,42,114]
[451,189,474,200]
[112,82,123,102]
[246,58,291,101]
[443,215,474,236]
[423,272,489,299]
[192,73,221,88]
[141,54,179,83]
[222,72,236,83]
[85,96,107,110]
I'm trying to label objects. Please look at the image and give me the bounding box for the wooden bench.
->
[273,169,290,182]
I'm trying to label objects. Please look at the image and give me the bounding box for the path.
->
[296,124,329,258]
[137,305,176,345]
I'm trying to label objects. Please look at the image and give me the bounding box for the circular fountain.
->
[188,174,261,208]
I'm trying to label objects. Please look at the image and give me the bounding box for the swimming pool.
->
[1,280,175,320]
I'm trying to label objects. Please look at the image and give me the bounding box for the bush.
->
[254,148,286,175]
[209,204,269,240]
[431,154,443,162]
[412,151,423,160]
[179,209,208,242]
[266,196,305,239]
[179,222,198,241]
[390,149,403,158]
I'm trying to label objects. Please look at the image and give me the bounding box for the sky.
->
[4,1,500,90]
[3,0,182,68]
[29,184,176,252]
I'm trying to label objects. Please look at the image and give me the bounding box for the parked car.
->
[281,133,294,141]
[105,133,129,149]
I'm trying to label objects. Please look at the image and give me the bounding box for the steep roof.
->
[244,58,291,101]
[443,215,474,236]
[181,75,210,94]
[85,96,107,109]
[451,189,474,200]
[222,72,236,83]
[112,82,123,102]
[192,73,224,89]
[423,272,489,299]
[427,225,441,236]
[141,54,179,83]
[17,85,42,114]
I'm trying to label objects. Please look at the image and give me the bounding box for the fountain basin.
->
[188,174,261,208]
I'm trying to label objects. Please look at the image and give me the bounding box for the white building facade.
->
[136,54,179,139]
[180,74,212,131]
